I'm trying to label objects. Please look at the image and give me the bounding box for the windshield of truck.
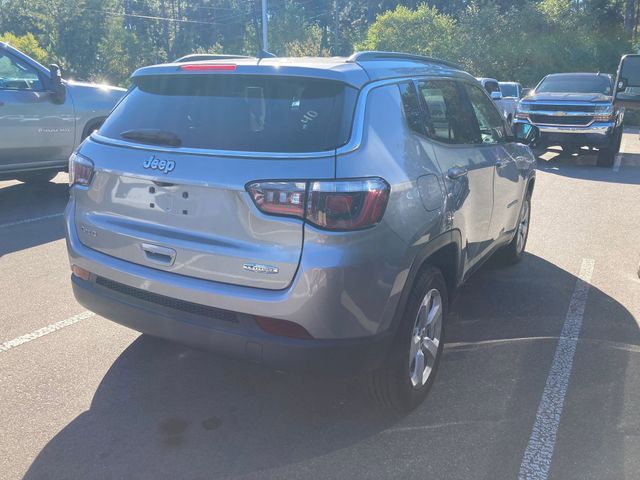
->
[536,74,612,94]
[99,74,358,153]
[499,83,519,97]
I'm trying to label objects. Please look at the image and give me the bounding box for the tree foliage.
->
[0,0,635,87]
[357,4,456,59]
[0,32,49,64]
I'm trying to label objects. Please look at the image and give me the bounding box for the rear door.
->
[461,82,522,242]
[417,79,495,268]
[74,73,356,290]
[0,50,75,172]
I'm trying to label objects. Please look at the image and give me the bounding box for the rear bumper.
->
[72,274,392,375]
[65,194,408,372]
[514,119,615,147]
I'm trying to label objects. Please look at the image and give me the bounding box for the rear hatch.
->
[74,70,358,290]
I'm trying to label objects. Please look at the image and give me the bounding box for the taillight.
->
[247,178,390,231]
[179,64,237,71]
[247,182,306,218]
[68,152,94,187]
[307,178,390,230]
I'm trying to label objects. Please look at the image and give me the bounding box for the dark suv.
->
[66,51,537,411]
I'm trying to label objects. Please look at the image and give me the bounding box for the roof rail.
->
[173,53,253,63]
[347,51,461,70]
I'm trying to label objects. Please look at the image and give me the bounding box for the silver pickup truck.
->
[513,72,622,167]
[0,42,125,183]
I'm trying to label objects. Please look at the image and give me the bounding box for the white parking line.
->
[613,153,622,172]
[613,134,630,172]
[0,213,63,228]
[518,258,595,480]
[0,311,95,353]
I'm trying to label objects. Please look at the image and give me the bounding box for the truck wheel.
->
[82,119,104,140]
[596,127,622,167]
[497,193,531,265]
[363,266,447,413]
[561,145,579,156]
[16,171,58,184]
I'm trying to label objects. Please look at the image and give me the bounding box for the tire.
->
[363,266,447,413]
[497,192,531,265]
[15,171,57,184]
[561,144,579,156]
[596,127,622,167]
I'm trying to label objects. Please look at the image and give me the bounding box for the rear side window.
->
[417,80,479,145]
[398,81,426,135]
[99,75,358,153]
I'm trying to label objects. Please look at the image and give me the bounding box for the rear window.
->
[536,75,612,94]
[99,74,358,153]
[499,83,519,97]
[483,81,500,94]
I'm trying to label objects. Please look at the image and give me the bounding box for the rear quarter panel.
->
[335,83,448,333]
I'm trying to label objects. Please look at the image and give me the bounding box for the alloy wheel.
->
[409,288,443,388]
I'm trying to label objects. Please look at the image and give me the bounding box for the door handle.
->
[0,101,5,107]
[141,243,176,266]
[496,160,509,169]
[447,166,468,179]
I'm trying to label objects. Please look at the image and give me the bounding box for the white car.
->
[477,77,518,124]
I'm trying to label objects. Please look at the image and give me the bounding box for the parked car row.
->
[477,77,522,124]
[3,41,627,184]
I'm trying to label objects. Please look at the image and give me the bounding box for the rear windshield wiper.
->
[120,129,182,147]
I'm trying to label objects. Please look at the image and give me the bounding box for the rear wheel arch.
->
[390,233,462,336]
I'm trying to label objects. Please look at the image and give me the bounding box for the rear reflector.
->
[254,316,313,340]
[179,64,237,71]
[71,264,91,281]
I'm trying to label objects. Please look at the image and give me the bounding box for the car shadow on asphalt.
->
[534,145,640,185]
[0,181,68,256]
[22,253,640,480]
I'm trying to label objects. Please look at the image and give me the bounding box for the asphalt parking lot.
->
[1,134,639,480]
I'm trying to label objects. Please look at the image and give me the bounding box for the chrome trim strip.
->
[521,110,597,116]
[513,119,614,135]
[536,125,613,135]
[90,133,336,159]
[519,100,608,106]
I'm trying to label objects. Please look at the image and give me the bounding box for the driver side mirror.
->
[614,54,640,108]
[514,123,539,146]
[490,91,503,100]
[48,64,65,104]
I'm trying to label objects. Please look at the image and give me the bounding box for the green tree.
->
[356,4,457,59]
[0,32,49,64]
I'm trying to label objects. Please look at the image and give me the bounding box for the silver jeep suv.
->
[65,52,536,411]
